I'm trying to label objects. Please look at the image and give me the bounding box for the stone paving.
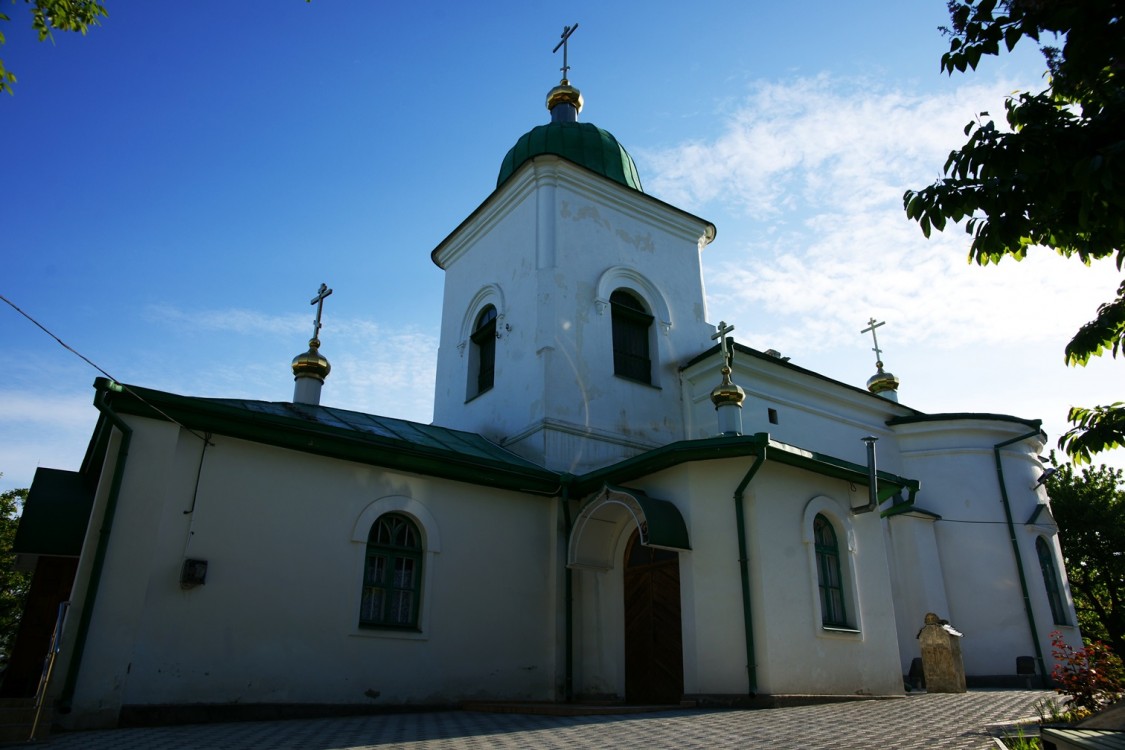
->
[40,690,1056,750]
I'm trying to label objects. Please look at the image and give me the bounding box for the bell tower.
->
[430,31,716,472]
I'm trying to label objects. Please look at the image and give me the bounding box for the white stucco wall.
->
[895,420,1083,680]
[884,511,951,675]
[682,348,1083,684]
[58,416,561,728]
[681,350,911,475]
[744,463,903,696]
[433,157,715,473]
[570,458,905,700]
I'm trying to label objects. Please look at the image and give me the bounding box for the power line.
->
[1,292,211,445]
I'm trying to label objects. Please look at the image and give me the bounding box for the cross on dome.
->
[861,317,886,366]
[553,23,579,83]
[310,283,333,341]
[712,320,735,368]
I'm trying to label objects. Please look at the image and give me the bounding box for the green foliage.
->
[0,0,109,94]
[1035,696,1086,726]
[1061,403,1125,466]
[0,478,30,663]
[1045,460,1125,656]
[1000,725,1041,750]
[904,0,1125,462]
[1049,630,1124,713]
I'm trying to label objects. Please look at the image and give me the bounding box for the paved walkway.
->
[41,690,1056,750]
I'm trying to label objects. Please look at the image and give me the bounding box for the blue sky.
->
[2,1,1122,492]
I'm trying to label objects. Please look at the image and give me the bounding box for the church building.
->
[7,52,1080,730]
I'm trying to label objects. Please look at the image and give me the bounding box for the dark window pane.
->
[360,513,423,629]
[471,305,497,394]
[814,514,847,627]
[1037,536,1068,625]
[610,291,653,384]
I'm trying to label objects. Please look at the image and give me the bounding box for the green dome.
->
[496,121,643,192]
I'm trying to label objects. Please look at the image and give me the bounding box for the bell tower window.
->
[611,290,653,384]
[469,305,497,397]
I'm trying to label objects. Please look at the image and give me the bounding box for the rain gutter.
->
[561,482,574,702]
[58,380,133,711]
[993,427,1048,685]
[731,439,769,696]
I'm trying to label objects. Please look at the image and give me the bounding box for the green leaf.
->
[1060,404,1125,465]
[1004,24,1022,52]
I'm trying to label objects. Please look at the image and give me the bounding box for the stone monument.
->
[917,612,967,693]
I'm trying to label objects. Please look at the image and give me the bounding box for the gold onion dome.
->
[867,361,900,394]
[710,366,746,408]
[546,81,584,114]
[292,338,331,382]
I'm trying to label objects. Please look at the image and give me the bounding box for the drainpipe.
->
[853,436,880,514]
[58,381,133,711]
[732,435,768,695]
[561,482,574,702]
[994,428,1049,686]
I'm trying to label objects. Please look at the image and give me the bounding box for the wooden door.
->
[623,529,684,704]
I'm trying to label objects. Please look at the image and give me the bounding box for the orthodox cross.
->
[712,320,735,368]
[553,23,579,81]
[861,317,886,365]
[309,283,333,340]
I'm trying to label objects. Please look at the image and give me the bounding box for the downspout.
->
[853,436,880,514]
[994,428,1049,686]
[58,383,133,712]
[732,438,768,695]
[561,483,574,702]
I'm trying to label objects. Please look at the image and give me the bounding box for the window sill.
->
[613,374,661,390]
[819,625,862,638]
[465,386,493,404]
[351,627,428,641]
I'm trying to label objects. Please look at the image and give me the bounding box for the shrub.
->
[1050,630,1125,713]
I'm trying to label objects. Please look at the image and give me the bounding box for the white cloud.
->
[146,304,308,337]
[642,75,1122,356]
[642,74,1123,471]
[0,390,98,492]
[141,305,436,419]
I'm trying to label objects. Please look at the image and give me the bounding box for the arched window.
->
[1036,536,1068,625]
[470,305,497,397]
[611,290,653,384]
[814,514,847,627]
[360,513,423,629]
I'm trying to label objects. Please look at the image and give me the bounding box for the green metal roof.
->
[603,484,690,550]
[93,379,560,495]
[567,432,919,501]
[887,412,1042,430]
[14,468,94,556]
[496,122,643,192]
[88,380,919,508]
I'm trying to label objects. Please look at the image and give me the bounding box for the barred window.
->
[360,513,423,629]
[814,514,847,628]
[470,305,497,396]
[611,290,653,384]
[1036,536,1068,625]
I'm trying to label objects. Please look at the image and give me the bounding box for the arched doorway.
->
[623,528,684,704]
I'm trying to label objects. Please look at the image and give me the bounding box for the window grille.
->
[1036,536,1068,625]
[814,514,848,627]
[610,290,653,384]
[470,305,497,395]
[360,513,423,629]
